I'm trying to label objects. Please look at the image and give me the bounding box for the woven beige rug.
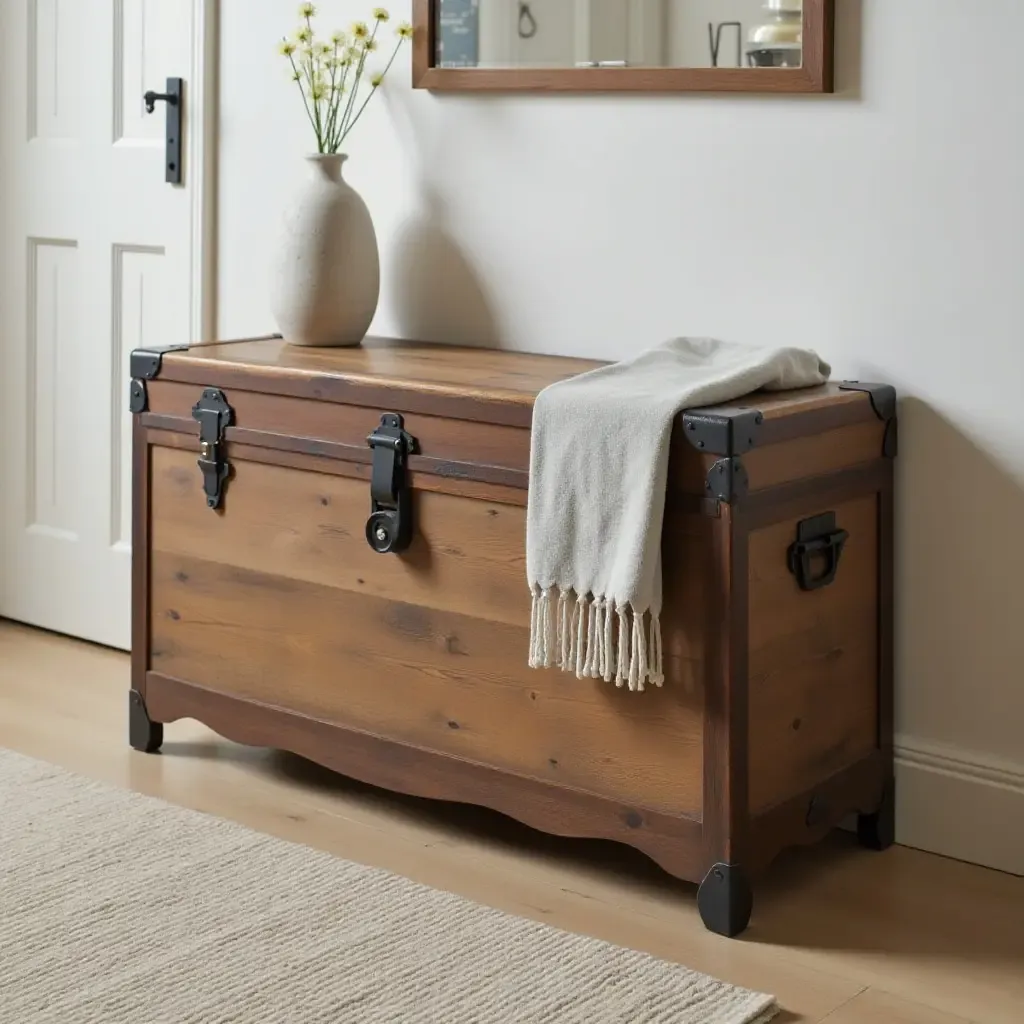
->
[0,748,777,1023]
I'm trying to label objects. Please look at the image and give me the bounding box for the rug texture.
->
[0,749,777,1023]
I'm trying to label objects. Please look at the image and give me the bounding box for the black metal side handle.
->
[366,413,416,555]
[787,512,848,592]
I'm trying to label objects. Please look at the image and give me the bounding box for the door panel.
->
[1,0,208,649]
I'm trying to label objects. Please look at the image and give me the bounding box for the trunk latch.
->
[191,388,233,510]
[787,512,849,591]
[366,413,416,554]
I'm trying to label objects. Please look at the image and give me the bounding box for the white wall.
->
[219,0,1024,874]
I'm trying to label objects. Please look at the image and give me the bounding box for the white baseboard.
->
[894,736,1024,876]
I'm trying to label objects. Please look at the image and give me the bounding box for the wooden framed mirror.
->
[412,0,833,93]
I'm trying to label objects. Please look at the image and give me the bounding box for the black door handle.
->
[142,77,183,185]
[143,90,178,113]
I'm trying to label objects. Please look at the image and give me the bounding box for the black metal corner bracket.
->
[366,413,417,554]
[882,418,898,459]
[682,408,764,456]
[839,381,898,458]
[706,456,749,504]
[838,381,897,421]
[191,388,233,510]
[130,342,191,381]
[128,378,148,414]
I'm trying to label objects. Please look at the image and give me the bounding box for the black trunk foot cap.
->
[697,862,753,937]
[129,690,163,754]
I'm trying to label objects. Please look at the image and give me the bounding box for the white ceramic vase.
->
[270,153,380,347]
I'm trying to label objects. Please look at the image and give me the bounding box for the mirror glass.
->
[436,0,804,70]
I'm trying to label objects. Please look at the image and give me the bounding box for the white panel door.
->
[0,0,212,649]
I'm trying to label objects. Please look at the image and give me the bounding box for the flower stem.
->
[343,39,402,142]
[338,21,378,147]
[323,43,341,152]
[288,52,318,143]
[326,43,352,153]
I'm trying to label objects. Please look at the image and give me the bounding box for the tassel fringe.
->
[529,586,664,692]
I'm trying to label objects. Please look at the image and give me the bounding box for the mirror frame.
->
[412,0,833,93]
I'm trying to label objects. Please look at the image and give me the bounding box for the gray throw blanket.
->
[526,337,830,691]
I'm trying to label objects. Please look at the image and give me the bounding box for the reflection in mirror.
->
[435,0,803,71]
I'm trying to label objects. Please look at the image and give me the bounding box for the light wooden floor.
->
[1,621,1021,1023]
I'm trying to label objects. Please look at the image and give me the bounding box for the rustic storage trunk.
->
[128,335,896,937]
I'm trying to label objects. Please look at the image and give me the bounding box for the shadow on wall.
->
[895,397,1024,756]
[833,0,863,98]
[382,90,501,348]
[389,183,502,348]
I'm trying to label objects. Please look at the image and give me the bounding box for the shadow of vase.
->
[388,182,502,349]
[380,83,502,348]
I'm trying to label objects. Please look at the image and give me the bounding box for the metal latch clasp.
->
[365,413,416,554]
[787,511,849,591]
[191,388,233,510]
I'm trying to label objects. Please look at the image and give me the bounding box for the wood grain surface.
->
[151,447,529,626]
[149,448,706,818]
[145,670,707,885]
[165,336,602,398]
[149,555,705,817]
[158,337,601,428]
[701,503,749,866]
[747,494,880,812]
[742,420,885,492]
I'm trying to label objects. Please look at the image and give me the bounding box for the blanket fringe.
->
[529,586,664,692]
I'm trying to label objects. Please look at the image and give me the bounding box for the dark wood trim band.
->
[131,419,151,696]
[155,355,879,456]
[702,505,750,868]
[141,413,531,491]
[146,429,531,507]
[144,428,712,513]
[144,672,708,884]
[740,461,891,528]
[878,467,895,766]
[413,65,825,95]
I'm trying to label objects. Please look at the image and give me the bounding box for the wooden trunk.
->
[129,335,896,937]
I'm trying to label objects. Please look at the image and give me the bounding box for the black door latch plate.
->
[143,77,183,185]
